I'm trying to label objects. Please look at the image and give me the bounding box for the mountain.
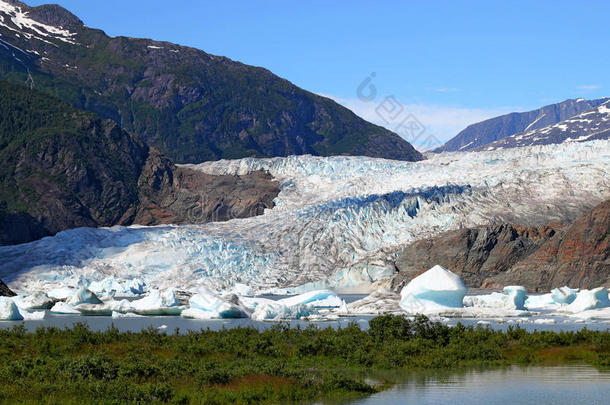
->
[433,98,609,153]
[0,278,15,296]
[391,223,563,290]
[0,79,279,245]
[484,199,610,290]
[0,0,422,163]
[391,199,610,292]
[475,101,610,151]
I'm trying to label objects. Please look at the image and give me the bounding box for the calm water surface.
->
[347,366,610,404]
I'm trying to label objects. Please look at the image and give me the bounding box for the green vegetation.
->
[0,315,608,404]
[0,16,422,163]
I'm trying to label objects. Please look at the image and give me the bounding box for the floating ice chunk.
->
[21,310,46,320]
[565,288,610,313]
[338,300,349,314]
[399,265,467,314]
[67,287,103,306]
[0,297,24,320]
[239,296,276,312]
[126,278,146,295]
[75,304,113,316]
[347,290,401,314]
[50,301,80,314]
[567,307,610,321]
[525,293,556,309]
[551,287,579,305]
[534,318,556,324]
[503,286,527,310]
[14,292,54,310]
[47,286,75,300]
[112,311,144,318]
[277,289,343,308]
[89,277,124,295]
[181,307,217,320]
[251,302,316,321]
[187,289,248,319]
[130,289,183,315]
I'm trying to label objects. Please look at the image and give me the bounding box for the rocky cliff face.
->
[133,149,278,226]
[0,278,15,296]
[0,0,422,163]
[392,200,610,292]
[484,200,610,291]
[392,223,562,290]
[0,79,279,245]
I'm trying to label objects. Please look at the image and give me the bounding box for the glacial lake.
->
[344,366,610,404]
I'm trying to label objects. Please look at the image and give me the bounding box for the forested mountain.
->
[0,0,422,163]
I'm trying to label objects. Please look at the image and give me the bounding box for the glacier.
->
[0,140,608,295]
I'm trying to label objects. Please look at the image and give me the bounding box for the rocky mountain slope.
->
[476,101,610,151]
[0,0,422,163]
[391,223,563,290]
[392,199,609,291]
[484,200,609,290]
[0,79,279,245]
[433,98,609,153]
[0,279,15,296]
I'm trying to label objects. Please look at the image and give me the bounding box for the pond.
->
[347,366,610,404]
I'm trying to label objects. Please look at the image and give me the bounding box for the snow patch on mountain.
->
[0,0,77,45]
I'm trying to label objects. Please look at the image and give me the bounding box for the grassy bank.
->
[0,315,608,404]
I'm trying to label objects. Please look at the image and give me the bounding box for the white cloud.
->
[577,85,600,90]
[323,94,520,150]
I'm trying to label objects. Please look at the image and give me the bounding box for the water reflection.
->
[348,366,610,404]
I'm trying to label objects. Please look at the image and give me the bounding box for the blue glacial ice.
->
[0,140,608,296]
[399,265,467,313]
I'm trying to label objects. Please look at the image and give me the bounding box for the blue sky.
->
[27,0,610,144]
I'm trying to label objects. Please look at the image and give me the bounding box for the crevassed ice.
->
[0,140,609,294]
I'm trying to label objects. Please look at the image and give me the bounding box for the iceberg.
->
[50,301,80,314]
[47,286,75,300]
[277,289,343,308]
[347,290,402,314]
[0,297,24,320]
[551,287,578,305]
[20,310,46,320]
[125,278,146,295]
[399,265,467,314]
[112,311,144,318]
[251,302,316,321]
[75,304,113,316]
[503,286,527,310]
[186,289,248,319]
[130,289,183,315]
[14,292,54,310]
[525,293,557,309]
[564,288,610,313]
[89,276,146,296]
[88,277,124,295]
[67,287,103,306]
